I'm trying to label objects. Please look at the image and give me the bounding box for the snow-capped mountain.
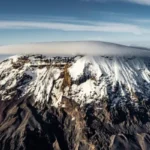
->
[0,54,150,107]
[0,42,150,150]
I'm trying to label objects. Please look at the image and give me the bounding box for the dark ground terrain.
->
[0,96,150,150]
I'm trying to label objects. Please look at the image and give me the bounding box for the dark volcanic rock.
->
[0,54,150,150]
[0,97,150,150]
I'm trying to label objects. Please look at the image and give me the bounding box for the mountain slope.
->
[0,55,150,107]
[0,42,150,150]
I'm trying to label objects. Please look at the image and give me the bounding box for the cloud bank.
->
[0,41,150,57]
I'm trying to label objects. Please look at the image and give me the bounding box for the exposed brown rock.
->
[0,96,150,150]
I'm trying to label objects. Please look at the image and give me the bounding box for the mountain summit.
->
[0,42,150,150]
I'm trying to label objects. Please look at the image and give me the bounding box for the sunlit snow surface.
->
[0,41,150,107]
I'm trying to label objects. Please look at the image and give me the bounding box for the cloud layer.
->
[0,41,150,56]
[0,20,145,34]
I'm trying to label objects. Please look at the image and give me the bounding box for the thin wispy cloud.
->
[134,19,150,23]
[83,0,150,5]
[128,0,150,5]
[0,20,144,34]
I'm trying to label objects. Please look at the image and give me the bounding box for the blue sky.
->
[0,0,150,47]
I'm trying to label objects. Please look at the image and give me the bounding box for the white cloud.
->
[83,0,150,5]
[0,41,150,56]
[127,0,150,5]
[0,20,144,34]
